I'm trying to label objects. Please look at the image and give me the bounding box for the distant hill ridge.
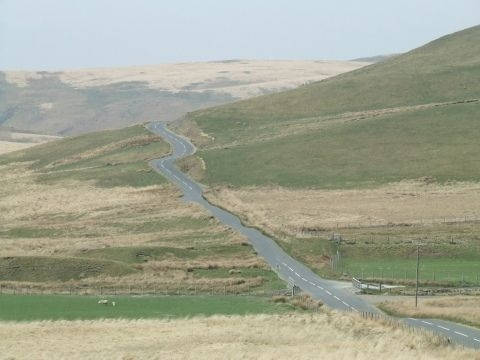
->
[0,60,366,136]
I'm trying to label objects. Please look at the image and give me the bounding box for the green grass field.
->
[275,220,480,286]
[198,102,480,188]
[0,295,292,321]
[344,258,480,285]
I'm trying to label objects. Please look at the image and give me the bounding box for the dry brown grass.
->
[0,140,37,154]
[205,181,480,235]
[0,163,218,256]
[0,162,270,291]
[380,296,480,328]
[0,312,475,359]
[5,60,368,99]
[0,130,60,155]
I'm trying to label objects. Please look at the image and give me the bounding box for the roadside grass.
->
[379,297,480,329]
[1,312,474,359]
[192,267,286,290]
[0,294,292,321]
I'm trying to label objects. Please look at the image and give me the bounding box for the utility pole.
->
[415,245,420,308]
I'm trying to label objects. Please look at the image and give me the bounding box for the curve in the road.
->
[147,122,480,349]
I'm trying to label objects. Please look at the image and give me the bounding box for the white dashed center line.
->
[437,325,450,331]
[454,331,468,337]
[421,321,433,325]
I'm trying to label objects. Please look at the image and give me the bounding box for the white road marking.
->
[474,338,480,343]
[301,277,307,281]
[350,306,359,312]
[325,290,332,296]
[454,331,468,337]
[407,318,417,321]
[294,272,299,276]
[309,281,315,285]
[342,301,349,306]
[437,325,450,331]
[421,321,433,325]
[334,296,341,301]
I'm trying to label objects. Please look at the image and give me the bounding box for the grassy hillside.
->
[184,25,480,189]
[0,125,169,187]
[191,25,480,143]
[0,126,283,293]
[199,102,480,188]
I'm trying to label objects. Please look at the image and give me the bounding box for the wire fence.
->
[299,213,480,233]
[0,283,292,297]
[331,259,480,285]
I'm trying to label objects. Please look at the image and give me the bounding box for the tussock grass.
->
[206,181,480,233]
[0,312,475,359]
[380,296,480,329]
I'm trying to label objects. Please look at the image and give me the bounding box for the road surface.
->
[147,122,480,349]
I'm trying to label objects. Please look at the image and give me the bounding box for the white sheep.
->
[98,299,109,305]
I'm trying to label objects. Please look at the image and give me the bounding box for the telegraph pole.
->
[415,245,420,308]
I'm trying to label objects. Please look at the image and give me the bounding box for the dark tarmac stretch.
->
[148,122,480,349]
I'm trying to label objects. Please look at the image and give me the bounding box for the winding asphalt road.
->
[147,122,480,349]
